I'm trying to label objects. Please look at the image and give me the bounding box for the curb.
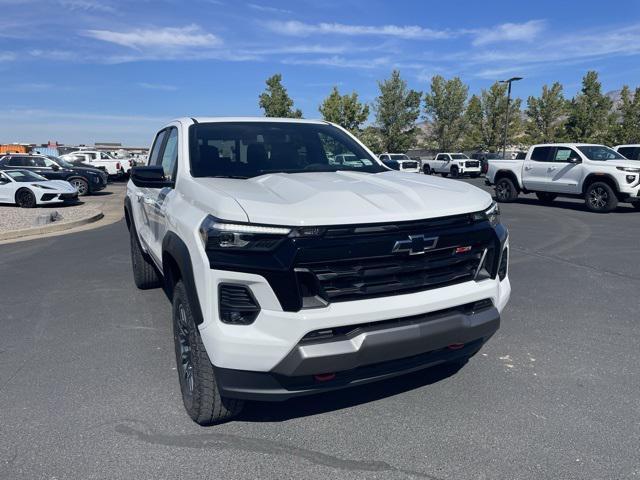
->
[0,211,104,242]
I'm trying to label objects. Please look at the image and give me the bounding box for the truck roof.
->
[529,143,605,148]
[172,116,329,125]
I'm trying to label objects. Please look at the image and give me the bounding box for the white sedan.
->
[0,169,78,208]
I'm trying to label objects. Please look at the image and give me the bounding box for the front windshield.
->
[47,155,74,168]
[5,170,47,182]
[451,154,470,159]
[389,154,409,160]
[190,122,385,178]
[577,146,625,161]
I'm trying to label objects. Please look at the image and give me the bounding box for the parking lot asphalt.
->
[1,177,638,480]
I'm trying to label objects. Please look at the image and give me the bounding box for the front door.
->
[548,147,584,194]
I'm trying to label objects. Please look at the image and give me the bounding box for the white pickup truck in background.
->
[60,150,126,177]
[422,153,481,178]
[486,143,640,212]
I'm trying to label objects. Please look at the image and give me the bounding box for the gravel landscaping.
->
[0,202,103,237]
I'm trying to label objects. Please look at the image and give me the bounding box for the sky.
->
[1,0,640,146]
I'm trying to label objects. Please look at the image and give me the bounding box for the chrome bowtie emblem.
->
[392,235,439,255]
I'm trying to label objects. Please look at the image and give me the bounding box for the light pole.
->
[499,76,522,159]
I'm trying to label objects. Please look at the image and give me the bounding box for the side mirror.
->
[131,166,174,188]
[568,157,581,164]
[51,164,60,171]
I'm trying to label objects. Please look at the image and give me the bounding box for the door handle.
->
[548,167,557,171]
[524,166,533,171]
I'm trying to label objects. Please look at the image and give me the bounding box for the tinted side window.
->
[148,130,167,166]
[553,147,579,162]
[530,146,553,162]
[618,147,639,160]
[159,128,178,180]
[31,157,47,167]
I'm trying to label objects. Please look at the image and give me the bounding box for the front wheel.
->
[15,188,36,208]
[172,280,244,425]
[536,192,557,204]
[585,182,618,213]
[423,165,431,175]
[495,178,518,202]
[129,227,161,289]
[69,178,89,196]
[450,167,460,178]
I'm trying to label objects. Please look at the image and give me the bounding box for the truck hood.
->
[590,159,640,169]
[193,171,492,226]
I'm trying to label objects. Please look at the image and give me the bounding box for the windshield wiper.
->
[208,175,249,179]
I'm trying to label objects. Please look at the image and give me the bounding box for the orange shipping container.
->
[0,144,28,154]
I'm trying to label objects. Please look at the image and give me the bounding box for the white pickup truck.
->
[422,153,481,178]
[60,150,126,177]
[486,143,640,212]
[125,117,511,424]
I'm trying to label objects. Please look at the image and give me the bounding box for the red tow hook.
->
[447,343,465,350]
[314,373,336,382]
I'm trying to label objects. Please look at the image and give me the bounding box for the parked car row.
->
[485,143,640,213]
[59,150,132,177]
[0,153,108,196]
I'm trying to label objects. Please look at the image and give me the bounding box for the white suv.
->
[126,117,511,424]
[486,143,640,212]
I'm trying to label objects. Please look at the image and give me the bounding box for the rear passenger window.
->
[530,146,553,162]
[148,130,167,166]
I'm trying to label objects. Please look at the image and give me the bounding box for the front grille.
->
[400,161,418,169]
[59,193,77,200]
[465,161,480,168]
[298,244,491,303]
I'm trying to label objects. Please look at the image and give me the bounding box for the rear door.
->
[522,146,554,191]
[547,146,584,194]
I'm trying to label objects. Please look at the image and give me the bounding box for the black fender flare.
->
[162,231,205,326]
[582,173,620,195]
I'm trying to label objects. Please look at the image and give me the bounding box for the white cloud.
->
[282,55,391,69]
[58,0,114,13]
[267,20,451,39]
[472,20,545,46]
[248,3,292,14]
[137,82,178,91]
[0,51,16,61]
[83,24,221,49]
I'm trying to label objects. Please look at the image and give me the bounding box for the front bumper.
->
[214,303,499,401]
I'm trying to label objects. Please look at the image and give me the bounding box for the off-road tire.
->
[585,182,618,213]
[423,165,431,175]
[172,280,244,425]
[450,166,460,178]
[494,177,518,203]
[129,227,161,289]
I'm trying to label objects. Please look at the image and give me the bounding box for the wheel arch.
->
[162,231,205,326]
[494,170,521,191]
[582,173,620,195]
[14,186,35,204]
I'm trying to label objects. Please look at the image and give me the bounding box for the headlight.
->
[617,167,640,173]
[199,216,292,251]
[472,201,500,227]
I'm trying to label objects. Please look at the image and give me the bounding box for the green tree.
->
[525,82,567,143]
[357,126,383,153]
[423,75,468,151]
[565,71,612,143]
[611,85,640,144]
[464,83,522,151]
[258,73,302,118]
[373,70,422,152]
[318,86,370,133]
[462,94,484,150]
